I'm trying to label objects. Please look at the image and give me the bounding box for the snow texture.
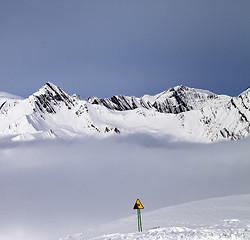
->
[62,195,250,240]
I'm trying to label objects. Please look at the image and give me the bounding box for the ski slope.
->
[62,195,250,240]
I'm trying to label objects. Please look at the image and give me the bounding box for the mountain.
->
[0,82,249,142]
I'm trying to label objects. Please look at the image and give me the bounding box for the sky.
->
[0,0,249,98]
[0,135,250,240]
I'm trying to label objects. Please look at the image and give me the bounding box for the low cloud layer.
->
[0,135,249,240]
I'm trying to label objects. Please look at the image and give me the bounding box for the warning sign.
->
[133,198,144,232]
[133,199,144,209]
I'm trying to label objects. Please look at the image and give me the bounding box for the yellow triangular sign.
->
[133,199,144,209]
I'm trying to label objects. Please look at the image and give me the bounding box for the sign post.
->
[133,199,144,232]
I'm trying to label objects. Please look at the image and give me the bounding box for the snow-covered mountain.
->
[0,82,249,142]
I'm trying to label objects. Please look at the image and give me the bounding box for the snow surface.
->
[0,91,23,100]
[0,91,23,116]
[195,88,216,95]
[62,194,250,240]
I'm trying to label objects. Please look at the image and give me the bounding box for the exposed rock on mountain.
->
[32,82,75,114]
[87,85,231,114]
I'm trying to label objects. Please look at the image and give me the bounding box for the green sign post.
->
[133,199,144,232]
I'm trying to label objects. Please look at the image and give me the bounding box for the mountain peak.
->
[31,82,74,114]
[37,82,63,95]
[167,85,215,96]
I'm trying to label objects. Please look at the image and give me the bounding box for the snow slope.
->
[0,83,249,142]
[62,194,250,240]
[0,91,23,115]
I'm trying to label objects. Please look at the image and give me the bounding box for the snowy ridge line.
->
[0,82,249,142]
[87,85,231,114]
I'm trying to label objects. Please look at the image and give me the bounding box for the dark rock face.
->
[0,101,6,110]
[88,95,140,111]
[32,82,74,114]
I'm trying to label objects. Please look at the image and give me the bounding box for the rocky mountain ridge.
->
[87,85,231,114]
[0,82,249,142]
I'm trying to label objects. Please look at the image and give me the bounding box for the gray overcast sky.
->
[0,0,249,98]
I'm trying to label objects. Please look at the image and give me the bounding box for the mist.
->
[0,135,249,240]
